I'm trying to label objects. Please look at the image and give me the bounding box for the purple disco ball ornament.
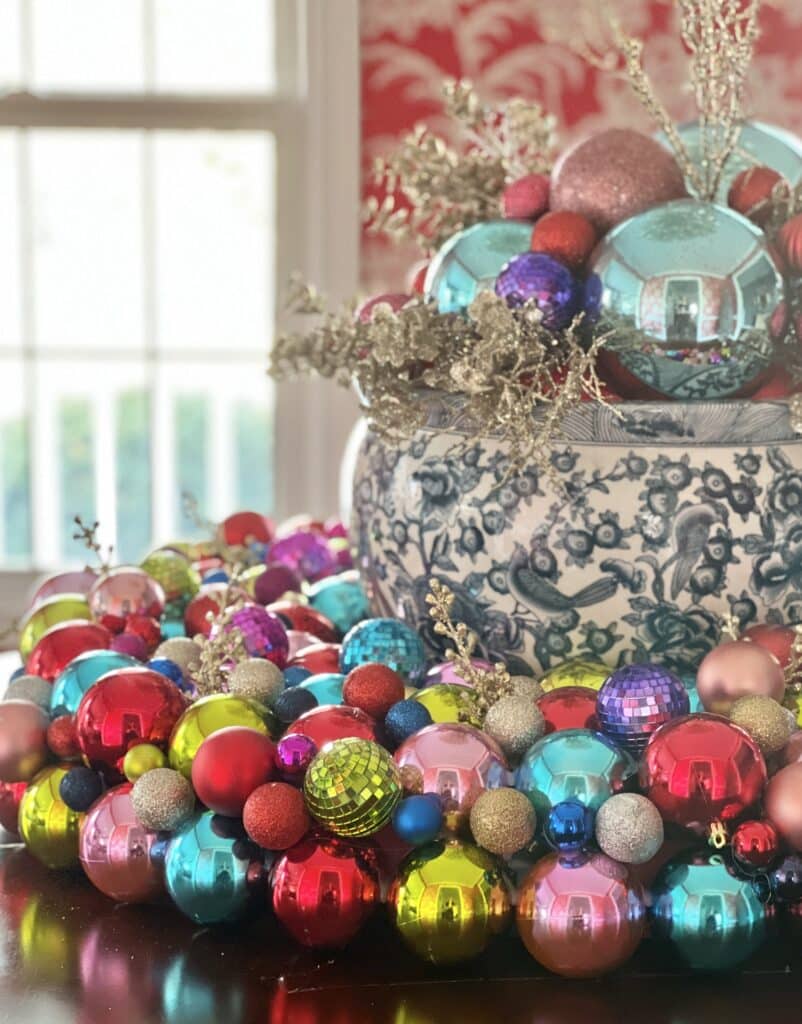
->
[268,531,339,584]
[596,664,689,756]
[220,605,289,669]
[494,252,581,329]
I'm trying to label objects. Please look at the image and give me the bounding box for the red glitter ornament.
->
[123,614,162,655]
[218,511,275,547]
[272,834,380,947]
[191,726,276,817]
[243,781,310,850]
[288,705,378,749]
[0,781,26,835]
[267,602,338,643]
[743,623,796,669]
[502,173,550,220]
[731,819,780,872]
[47,715,81,760]
[530,210,597,271]
[537,686,599,734]
[728,166,784,225]
[26,620,111,681]
[288,641,341,675]
[777,212,802,274]
[343,663,406,720]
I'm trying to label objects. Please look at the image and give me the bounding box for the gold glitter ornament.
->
[412,684,477,725]
[168,693,275,778]
[594,793,664,865]
[154,637,202,676]
[540,658,610,693]
[469,788,536,857]
[123,743,168,782]
[508,676,544,701]
[389,837,511,964]
[304,737,402,838]
[18,765,85,869]
[131,767,195,832]
[484,695,545,761]
[228,658,284,706]
[730,695,794,757]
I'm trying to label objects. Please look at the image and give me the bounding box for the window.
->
[0,1,360,613]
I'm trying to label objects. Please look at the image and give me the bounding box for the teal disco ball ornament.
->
[651,850,767,970]
[50,649,141,718]
[424,220,532,314]
[590,198,784,400]
[515,728,635,820]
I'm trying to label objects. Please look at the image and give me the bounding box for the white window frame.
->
[0,0,360,629]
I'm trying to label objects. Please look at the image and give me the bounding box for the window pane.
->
[58,396,95,564]
[116,389,151,563]
[153,132,274,353]
[31,0,145,91]
[235,400,273,513]
[0,0,22,92]
[0,360,30,565]
[0,131,22,351]
[154,0,275,93]
[30,131,145,353]
[175,393,209,541]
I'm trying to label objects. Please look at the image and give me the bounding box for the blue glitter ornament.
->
[147,657,186,690]
[494,252,581,329]
[164,810,262,924]
[298,673,345,705]
[58,766,104,812]
[384,699,433,747]
[339,618,426,685]
[283,666,313,688]
[308,572,369,635]
[49,649,140,718]
[544,799,595,852]
[596,663,689,756]
[392,795,443,846]
[515,728,635,820]
[424,220,532,314]
[651,850,767,970]
[274,687,318,724]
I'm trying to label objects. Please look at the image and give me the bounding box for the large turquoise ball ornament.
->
[308,572,369,635]
[49,650,141,718]
[651,850,767,970]
[591,199,784,400]
[339,618,426,685]
[424,220,533,314]
[164,810,263,924]
[515,728,635,820]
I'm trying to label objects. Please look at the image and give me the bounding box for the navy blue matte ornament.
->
[544,799,595,852]
[274,687,318,724]
[392,795,443,846]
[59,766,104,812]
[384,699,433,747]
[283,666,313,687]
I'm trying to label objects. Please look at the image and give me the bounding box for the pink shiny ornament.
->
[782,730,802,766]
[30,569,98,609]
[79,783,162,902]
[393,723,511,831]
[538,686,599,734]
[696,640,785,714]
[423,659,492,688]
[743,623,796,669]
[26,620,111,681]
[110,633,148,660]
[287,630,321,661]
[517,852,646,977]
[88,568,166,621]
[287,705,378,750]
[765,762,802,850]
[275,733,318,783]
[0,701,50,783]
[0,781,26,835]
[218,510,275,546]
[356,293,411,323]
[288,641,341,675]
[550,128,687,233]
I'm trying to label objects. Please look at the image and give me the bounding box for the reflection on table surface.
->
[0,843,800,1024]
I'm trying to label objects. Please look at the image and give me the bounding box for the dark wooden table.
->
[0,843,799,1024]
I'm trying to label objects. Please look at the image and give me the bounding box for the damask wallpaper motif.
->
[359,0,802,289]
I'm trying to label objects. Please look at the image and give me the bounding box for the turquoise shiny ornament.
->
[515,728,635,820]
[164,810,262,924]
[308,572,369,635]
[424,220,533,314]
[49,649,140,718]
[651,850,767,970]
[340,618,426,686]
[591,199,784,401]
[298,672,345,705]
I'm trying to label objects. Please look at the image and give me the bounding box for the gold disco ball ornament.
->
[304,737,402,838]
[388,838,512,964]
[540,658,610,693]
[18,765,85,869]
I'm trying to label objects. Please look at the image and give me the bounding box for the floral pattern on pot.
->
[350,395,802,678]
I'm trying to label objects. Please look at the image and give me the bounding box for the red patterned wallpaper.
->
[359,0,802,289]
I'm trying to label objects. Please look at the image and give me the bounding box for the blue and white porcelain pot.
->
[349,394,802,677]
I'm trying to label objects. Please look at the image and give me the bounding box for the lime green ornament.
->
[141,549,200,603]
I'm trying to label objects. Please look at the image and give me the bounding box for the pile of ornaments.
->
[4,512,802,976]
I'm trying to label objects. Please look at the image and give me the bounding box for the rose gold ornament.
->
[782,731,802,766]
[0,701,49,783]
[743,623,796,668]
[765,763,802,850]
[88,568,166,621]
[696,640,785,714]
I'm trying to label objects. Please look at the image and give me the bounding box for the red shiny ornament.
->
[243,781,310,850]
[26,620,111,681]
[406,260,429,295]
[183,585,227,638]
[191,726,275,817]
[47,715,81,760]
[777,212,802,274]
[517,852,646,977]
[727,165,784,225]
[639,713,767,833]
[123,614,162,655]
[288,641,341,675]
[502,172,550,220]
[267,602,338,643]
[75,667,187,777]
[537,686,599,734]
[731,819,780,872]
[88,568,165,621]
[530,210,597,271]
[356,293,411,324]
[343,663,405,720]
[0,781,27,835]
[287,705,378,750]
[769,300,790,342]
[272,834,380,947]
[98,613,127,635]
[743,623,796,668]
[218,510,275,547]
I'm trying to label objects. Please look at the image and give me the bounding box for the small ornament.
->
[304,737,401,838]
[88,567,166,621]
[268,531,338,584]
[594,793,664,865]
[494,252,581,329]
[253,564,302,606]
[59,765,103,811]
[596,664,689,756]
[0,780,26,835]
[140,549,199,603]
[19,765,85,868]
[530,210,597,271]
[0,700,50,783]
[697,640,785,714]
[765,762,802,850]
[384,699,433,746]
[727,165,784,225]
[544,799,595,852]
[517,851,646,977]
[272,834,380,947]
[551,128,687,233]
[537,686,599,735]
[470,787,535,857]
[218,510,274,547]
[502,173,550,220]
[484,694,545,759]
[274,687,318,724]
[651,850,766,970]
[307,572,370,635]
[4,674,52,710]
[393,795,443,847]
[340,618,426,685]
[298,672,345,705]
[131,767,195,832]
[729,694,794,756]
[191,726,275,817]
[342,663,405,719]
[539,659,609,692]
[18,595,91,660]
[79,783,162,903]
[777,212,802,274]
[731,819,780,873]
[242,781,310,850]
[122,743,167,782]
[227,658,284,706]
[168,692,273,779]
[46,715,80,760]
[275,733,318,783]
[165,810,263,925]
[389,838,511,964]
[26,621,111,681]
[216,605,288,668]
[153,637,201,676]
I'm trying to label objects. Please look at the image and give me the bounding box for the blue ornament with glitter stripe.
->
[596,663,689,757]
[339,618,426,686]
